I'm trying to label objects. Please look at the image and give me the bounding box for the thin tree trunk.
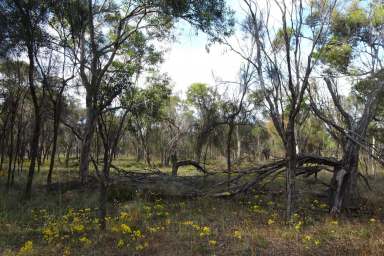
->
[285,122,296,221]
[236,125,241,160]
[47,99,62,186]
[6,114,15,190]
[25,45,41,200]
[227,122,235,188]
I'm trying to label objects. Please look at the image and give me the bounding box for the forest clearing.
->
[1,0,384,255]
[1,159,384,255]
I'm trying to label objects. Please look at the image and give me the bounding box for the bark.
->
[285,122,296,221]
[25,43,41,199]
[236,125,241,160]
[172,160,207,176]
[330,140,360,215]
[65,144,72,168]
[79,105,97,184]
[6,114,15,190]
[226,122,235,187]
[47,98,62,186]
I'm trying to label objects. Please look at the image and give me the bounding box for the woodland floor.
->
[1,157,384,256]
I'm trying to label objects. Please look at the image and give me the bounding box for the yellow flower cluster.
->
[79,236,92,246]
[117,239,125,248]
[18,241,33,255]
[233,230,242,239]
[42,224,59,243]
[147,225,165,233]
[199,226,211,237]
[208,240,217,246]
[120,223,132,234]
[294,221,303,231]
[302,234,321,247]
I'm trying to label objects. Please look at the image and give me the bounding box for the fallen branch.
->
[172,160,208,176]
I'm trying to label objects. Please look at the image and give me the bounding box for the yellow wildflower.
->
[120,212,129,220]
[319,203,328,209]
[233,230,242,239]
[314,239,321,246]
[63,247,71,256]
[208,240,217,246]
[136,244,144,251]
[120,224,132,234]
[133,229,142,239]
[267,219,275,225]
[369,218,376,223]
[192,224,200,230]
[117,239,125,248]
[330,220,338,225]
[199,226,211,237]
[18,241,33,255]
[79,236,92,246]
[72,224,85,233]
[294,221,303,231]
[182,220,193,225]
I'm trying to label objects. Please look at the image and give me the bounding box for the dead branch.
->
[172,160,208,176]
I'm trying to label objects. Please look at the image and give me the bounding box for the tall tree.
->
[309,0,384,214]
[55,0,234,183]
[0,0,50,198]
[224,0,336,220]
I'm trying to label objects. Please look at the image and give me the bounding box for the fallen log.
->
[172,160,207,176]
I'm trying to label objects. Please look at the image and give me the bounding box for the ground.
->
[1,157,384,255]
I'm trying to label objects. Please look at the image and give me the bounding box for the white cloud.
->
[161,41,242,97]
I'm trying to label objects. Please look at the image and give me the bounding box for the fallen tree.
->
[172,160,208,176]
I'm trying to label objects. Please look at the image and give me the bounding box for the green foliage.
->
[345,1,369,29]
[372,4,384,27]
[272,27,294,52]
[316,37,352,71]
[186,83,210,106]
[0,0,50,57]
[157,0,235,39]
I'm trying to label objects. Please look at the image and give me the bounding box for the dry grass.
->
[1,159,384,255]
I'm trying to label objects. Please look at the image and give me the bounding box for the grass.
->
[1,158,384,255]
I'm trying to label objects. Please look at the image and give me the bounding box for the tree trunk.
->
[65,143,72,168]
[47,100,62,186]
[285,122,296,221]
[330,141,360,215]
[6,113,15,190]
[227,122,235,188]
[236,125,241,160]
[79,106,97,184]
[25,45,41,200]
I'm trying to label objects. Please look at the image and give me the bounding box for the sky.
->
[160,0,287,98]
[160,24,241,97]
[160,0,244,97]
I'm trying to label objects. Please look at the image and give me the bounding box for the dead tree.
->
[223,0,336,220]
[310,75,384,215]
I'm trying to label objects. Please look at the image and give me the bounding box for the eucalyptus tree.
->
[0,61,29,189]
[223,0,337,220]
[0,0,51,198]
[186,83,223,163]
[53,0,234,183]
[309,0,384,214]
[127,74,172,166]
[220,63,252,184]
